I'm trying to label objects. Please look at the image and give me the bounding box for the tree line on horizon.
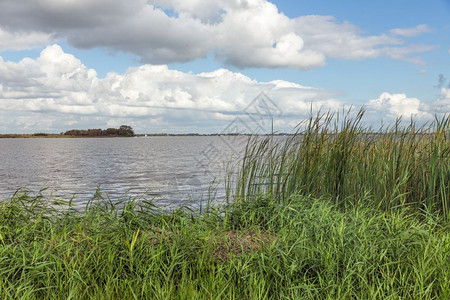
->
[64,125,134,137]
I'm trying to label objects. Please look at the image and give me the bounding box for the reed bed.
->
[232,110,449,219]
[0,191,449,299]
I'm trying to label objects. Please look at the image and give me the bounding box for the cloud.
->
[381,44,434,65]
[390,24,432,37]
[0,28,54,51]
[0,45,340,133]
[431,88,450,114]
[0,45,443,133]
[437,74,446,88]
[367,92,432,119]
[0,0,433,69]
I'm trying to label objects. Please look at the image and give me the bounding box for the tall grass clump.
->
[232,110,449,219]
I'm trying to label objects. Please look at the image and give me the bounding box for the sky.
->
[0,0,449,134]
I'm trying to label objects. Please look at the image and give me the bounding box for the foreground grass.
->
[0,192,449,299]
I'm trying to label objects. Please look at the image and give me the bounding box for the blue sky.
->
[0,0,449,133]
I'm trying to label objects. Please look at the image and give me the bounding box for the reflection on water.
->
[0,136,245,208]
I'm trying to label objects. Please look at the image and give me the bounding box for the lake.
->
[0,136,248,208]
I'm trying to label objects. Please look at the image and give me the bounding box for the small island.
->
[64,125,135,137]
[0,125,135,138]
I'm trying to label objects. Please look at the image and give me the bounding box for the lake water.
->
[0,136,247,208]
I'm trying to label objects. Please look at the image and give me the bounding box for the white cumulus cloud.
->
[0,0,434,69]
[0,45,340,133]
[0,45,444,133]
[367,92,432,119]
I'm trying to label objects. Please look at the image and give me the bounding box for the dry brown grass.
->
[211,230,275,261]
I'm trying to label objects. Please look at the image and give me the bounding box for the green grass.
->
[0,111,449,299]
[0,190,449,299]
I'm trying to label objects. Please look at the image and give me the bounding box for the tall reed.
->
[232,110,449,219]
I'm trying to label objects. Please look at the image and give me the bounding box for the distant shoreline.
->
[1,132,438,138]
[0,134,128,138]
[0,133,293,138]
